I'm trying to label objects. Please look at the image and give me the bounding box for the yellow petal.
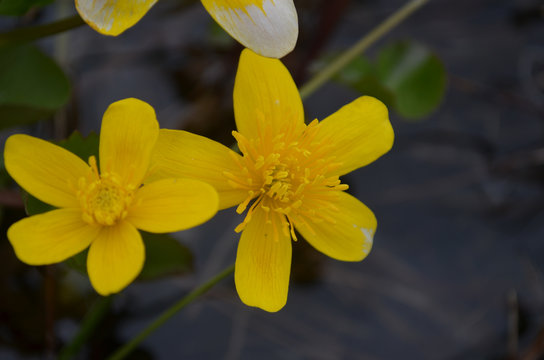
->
[235,208,291,312]
[127,178,218,233]
[201,0,298,58]
[4,134,89,208]
[7,209,99,265]
[234,49,305,140]
[87,221,144,295]
[75,0,157,36]
[292,191,376,261]
[313,96,394,176]
[150,129,248,210]
[99,98,159,188]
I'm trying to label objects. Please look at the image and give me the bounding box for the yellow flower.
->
[4,98,219,295]
[75,0,298,58]
[150,49,395,312]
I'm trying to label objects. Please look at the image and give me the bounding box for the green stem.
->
[58,296,113,360]
[299,0,430,100]
[107,264,235,360]
[0,14,85,47]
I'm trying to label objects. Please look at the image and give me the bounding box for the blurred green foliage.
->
[59,131,100,165]
[336,41,447,120]
[138,232,194,281]
[0,43,70,129]
[0,0,52,16]
[23,190,54,216]
[207,20,235,49]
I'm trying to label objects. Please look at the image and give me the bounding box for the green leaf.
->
[351,76,396,109]
[207,20,235,49]
[377,41,447,119]
[0,106,54,129]
[0,0,53,16]
[23,191,54,216]
[138,232,194,281]
[335,41,446,120]
[336,56,374,84]
[0,43,70,129]
[335,56,396,106]
[58,131,99,164]
[64,249,88,275]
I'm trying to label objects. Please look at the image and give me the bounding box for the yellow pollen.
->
[78,156,134,226]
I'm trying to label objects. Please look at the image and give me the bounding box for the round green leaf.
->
[377,41,447,119]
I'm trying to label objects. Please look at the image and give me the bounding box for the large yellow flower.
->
[4,98,219,295]
[75,0,298,58]
[150,49,395,312]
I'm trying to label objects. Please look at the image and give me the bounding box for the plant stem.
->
[299,0,430,100]
[0,14,85,47]
[58,296,113,360]
[107,264,235,360]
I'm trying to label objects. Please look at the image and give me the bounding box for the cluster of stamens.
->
[224,115,348,241]
[77,157,135,226]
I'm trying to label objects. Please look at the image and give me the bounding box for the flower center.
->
[264,164,293,202]
[78,157,134,226]
[224,118,348,239]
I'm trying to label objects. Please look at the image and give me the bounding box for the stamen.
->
[88,155,99,176]
[234,194,264,233]
[78,169,134,226]
[254,155,265,169]
[287,217,298,241]
[234,222,246,233]
[228,115,349,242]
[279,216,290,238]
[236,191,255,214]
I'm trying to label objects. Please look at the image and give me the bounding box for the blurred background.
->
[1,0,544,359]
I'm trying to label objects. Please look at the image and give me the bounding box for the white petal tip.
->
[205,0,299,58]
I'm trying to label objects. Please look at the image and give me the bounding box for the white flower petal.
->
[202,0,298,58]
